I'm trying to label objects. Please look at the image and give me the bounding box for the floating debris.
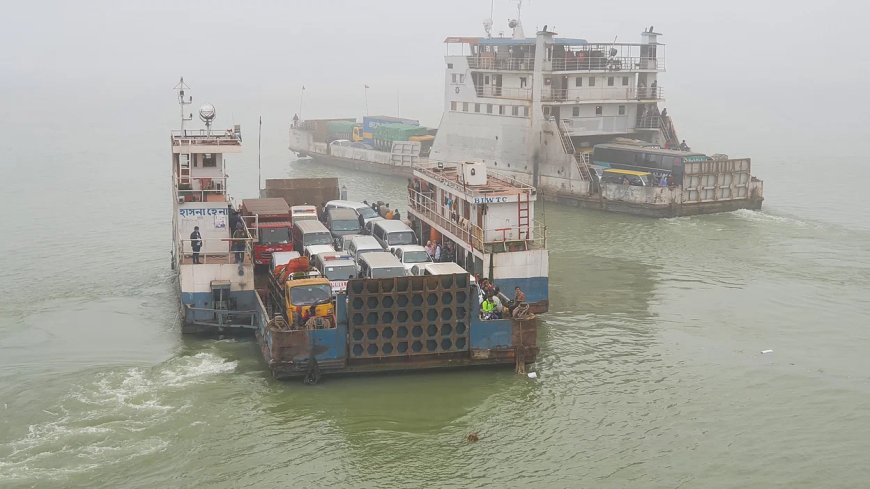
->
[466,432,480,443]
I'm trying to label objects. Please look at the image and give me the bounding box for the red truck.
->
[241,198,294,266]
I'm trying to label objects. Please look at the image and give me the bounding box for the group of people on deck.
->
[480,279,527,320]
[189,213,247,265]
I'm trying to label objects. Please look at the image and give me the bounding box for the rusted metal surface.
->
[346,274,472,361]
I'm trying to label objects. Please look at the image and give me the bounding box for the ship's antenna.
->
[174,77,193,132]
[299,85,305,120]
[258,116,262,193]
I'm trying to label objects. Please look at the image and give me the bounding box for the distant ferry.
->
[289,13,764,217]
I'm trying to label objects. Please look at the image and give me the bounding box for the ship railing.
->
[474,86,532,100]
[171,128,241,145]
[174,176,228,203]
[467,56,535,71]
[407,190,546,253]
[542,86,663,102]
[550,56,665,72]
[415,165,536,194]
[183,304,259,329]
[177,236,255,265]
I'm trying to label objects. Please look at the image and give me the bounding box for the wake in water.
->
[0,353,236,485]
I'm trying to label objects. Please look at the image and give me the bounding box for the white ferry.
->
[170,78,259,334]
[289,13,764,217]
[407,161,549,312]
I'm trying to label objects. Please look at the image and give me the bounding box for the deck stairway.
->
[556,121,593,181]
[517,192,530,240]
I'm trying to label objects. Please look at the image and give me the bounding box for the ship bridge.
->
[408,162,546,257]
[171,127,241,204]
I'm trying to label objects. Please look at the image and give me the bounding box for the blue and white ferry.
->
[407,162,549,312]
[170,78,259,334]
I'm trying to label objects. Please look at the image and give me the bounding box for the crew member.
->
[190,226,203,264]
[232,223,246,264]
[481,296,496,319]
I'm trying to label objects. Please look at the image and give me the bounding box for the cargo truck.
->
[241,198,294,266]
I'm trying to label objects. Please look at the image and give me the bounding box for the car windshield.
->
[324,264,356,281]
[331,219,360,233]
[387,231,416,246]
[303,232,333,246]
[403,251,430,263]
[356,206,378,219]
[259,227,290,244]
[289,284,332,306]
[372,267,405,279]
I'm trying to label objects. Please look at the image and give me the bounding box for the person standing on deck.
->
[190,226,203,264]
[392,209,401,220]
[434,242,442,262]
[232,223,246,264]
[425,240,435,259]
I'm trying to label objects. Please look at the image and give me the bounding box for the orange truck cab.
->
[241,198,294,266]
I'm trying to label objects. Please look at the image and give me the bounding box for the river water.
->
[2,113,870,488]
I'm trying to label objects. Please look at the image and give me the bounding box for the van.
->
[292,220,333,253]
[358,252,407,279]
[311,251,357,293]
[326,208,362,247]
[345,235,385,271]
[290,205,319,225]
[410,262,476,286]
[371,220,417,251]
[325,200,382,226]
[303,244,336,258]
[391,245,432,273]
[339,234,365,252]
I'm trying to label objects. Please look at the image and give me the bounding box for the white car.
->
[303,244,336,258]
[392,245,433,273]
[325,200,383,226]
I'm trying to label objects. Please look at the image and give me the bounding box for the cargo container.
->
[361,115,419,145]
[372,123,429,151]
[326,120,359,142]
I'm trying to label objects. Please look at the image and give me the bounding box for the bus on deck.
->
[591,144,707,181]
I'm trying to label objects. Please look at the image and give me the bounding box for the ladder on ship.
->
[179,153,191,186]
[556,121,592,181]
[517,192,530,240]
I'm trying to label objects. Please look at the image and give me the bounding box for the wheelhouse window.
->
[203,154,216,167]
[618,105,626,115]
[572,106,580,117]
[575,77,582,87]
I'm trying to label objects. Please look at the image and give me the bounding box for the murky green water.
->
[2,117,870,488]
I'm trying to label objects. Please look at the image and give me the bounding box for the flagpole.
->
[299,85,305,120]
[396,89,400,118]
[258,116,262,193]
[364,84,369,116]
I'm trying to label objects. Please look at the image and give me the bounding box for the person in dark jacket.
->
[190,226,203,264]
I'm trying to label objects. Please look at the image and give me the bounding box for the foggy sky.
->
[2,0,868,170]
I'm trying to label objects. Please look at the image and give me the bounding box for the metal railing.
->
[177,237,255,265]
[542,86,664,102]
[174,175,228,202]
[474,86,532,100]
[407,189,546,252]
[183,304,259,329]
[467,57,535,71]
[171,128,241,145]
[415,165,536,194]
[551,56,665,72]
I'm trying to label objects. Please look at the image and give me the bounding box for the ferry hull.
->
[305,153,412,178]
[255,274,540,381]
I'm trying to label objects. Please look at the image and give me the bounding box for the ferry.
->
[170,78,259,335]
[288,12,764,217]
[406,161,549,312]
[171,81,542,380]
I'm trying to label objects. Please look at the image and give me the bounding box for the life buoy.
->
[454,86,460,94]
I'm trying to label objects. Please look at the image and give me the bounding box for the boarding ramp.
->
[345,273,473,362]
